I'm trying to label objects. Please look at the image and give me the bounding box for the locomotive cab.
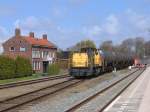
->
[69,47,103,77]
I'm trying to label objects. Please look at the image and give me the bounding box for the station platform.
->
[104,66,150,112]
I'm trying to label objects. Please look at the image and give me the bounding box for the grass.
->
[0,74,44,85]
[0,69,68,85]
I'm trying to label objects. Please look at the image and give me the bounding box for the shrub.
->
[15,56,32,77]
[0,55,16,79]
[48,63,60,75]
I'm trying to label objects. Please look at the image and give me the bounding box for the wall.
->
[3,36,32,60]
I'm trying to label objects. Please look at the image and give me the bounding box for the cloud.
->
[81,10,150,45]
[103,14,120,35]
[12,10,150,49]
[83,25,102,37]
[126,9,150,31]
[83,14,120,36]
[81,14,120,44]
[51,7,67,18]
[14,16,54,32]
[13,16,85,49]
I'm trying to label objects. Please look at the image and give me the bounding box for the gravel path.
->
[17,69,136,112]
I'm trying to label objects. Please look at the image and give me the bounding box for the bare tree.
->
[67,39,96,51]
[144,40,150,57]
[99,40,113,51]
[120,38,134,54]
[135,37,145,58]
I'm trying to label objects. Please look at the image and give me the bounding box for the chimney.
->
[15,28,21,37]
[43,34,47,40]
[29,32,34,38]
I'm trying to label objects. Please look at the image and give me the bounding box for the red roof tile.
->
[24,37,56,48]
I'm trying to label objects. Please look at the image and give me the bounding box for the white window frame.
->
[43,51,48,58]
[49,52,52,58]
[20,47,26,52]
[53,52,55,58]
[32,51,40,58]
[33,61,41,70]
[41,51,44,58]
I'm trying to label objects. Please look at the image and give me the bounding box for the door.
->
[43,61,49,73]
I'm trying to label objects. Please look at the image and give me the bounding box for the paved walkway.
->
[138,67,150,112]
[103,66,150,112]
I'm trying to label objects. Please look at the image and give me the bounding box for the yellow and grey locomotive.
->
[69,47,134,77]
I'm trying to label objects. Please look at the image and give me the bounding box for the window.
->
[43,51,48,58]
[32,61,40,70]
[53,52,55,58]
[41,51,44,58]
[32,51,40,58]
[49,52,52,58]
[20,47,26,52]
[10,47,15,51]
[49,52,55,58]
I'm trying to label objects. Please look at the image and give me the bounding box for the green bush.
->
[15,56,32,77]
[48,63,60,75]
[0,56,16,79]
[0,55,32,80]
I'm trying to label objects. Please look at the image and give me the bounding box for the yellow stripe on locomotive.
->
[72,53,88,67]
[94,52,103,66]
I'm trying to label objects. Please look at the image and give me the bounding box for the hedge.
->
[0,56,16,79]
[15,56,32,77]
[0,55,32,80]
[48,63,60,75]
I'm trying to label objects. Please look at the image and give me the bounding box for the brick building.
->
[3,28,57,73]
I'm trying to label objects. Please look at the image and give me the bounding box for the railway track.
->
[65,68,146,112]
[0,74,69,89]
[0,78,83,112]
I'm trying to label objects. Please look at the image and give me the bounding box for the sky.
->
[0,0,150,52]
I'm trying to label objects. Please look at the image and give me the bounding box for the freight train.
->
[69,47,134,77]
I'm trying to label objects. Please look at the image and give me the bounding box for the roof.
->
[4,28,57,49]
[24,36,56,48]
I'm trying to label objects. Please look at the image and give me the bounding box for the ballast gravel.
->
[19,69,137,112]
[0,77,70,102]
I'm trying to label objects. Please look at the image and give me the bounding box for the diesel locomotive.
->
[69,47,134,77]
